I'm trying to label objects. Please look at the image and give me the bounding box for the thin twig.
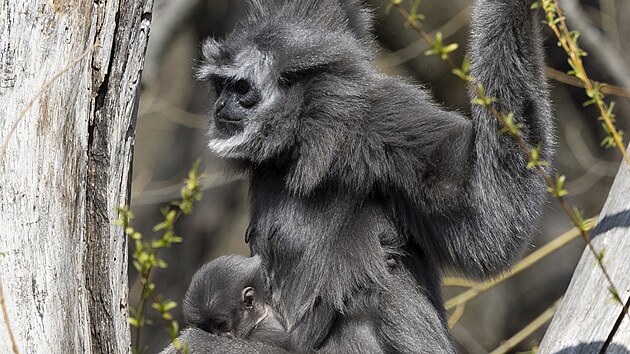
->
[545,0,630,319]
[444,225,582,310]
[139,96,209,130]
[562,0,630,89]
[546,67,630,99]
[132,207,182,353]
[380,4,630,98]
[451,324,490,354]
[0,279,19,354]
[380,5,471,68]
[546,0,630,165]
[132,207,185,352]
[447,303,466,329]
[129,164,203,352]
[132,172,243,206]
[0,41,100,162]
[489,299,561,354]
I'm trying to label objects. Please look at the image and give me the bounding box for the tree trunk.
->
[0,0,153,353]
[539,149,630,353]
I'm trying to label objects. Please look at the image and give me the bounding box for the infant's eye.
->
[213,320,231,333]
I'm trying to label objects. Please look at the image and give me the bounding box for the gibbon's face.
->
[197,6,371,164]
[183,255,266,338]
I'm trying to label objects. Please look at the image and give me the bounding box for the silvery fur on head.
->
[198,0,381,194]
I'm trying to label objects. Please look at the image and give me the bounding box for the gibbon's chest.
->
[248,185,348,261]
[248,174,366,271]
[248,175,402,288]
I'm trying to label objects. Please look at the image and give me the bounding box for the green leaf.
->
[152,302,163,312]
[527,144,550,170]
[572,207,594,232]
[163,301,178,312]
[424,48,439,57]
[153,221,168,232]
[128,317,140,327]
[155,258,168,269]
[596,248,606,263]
[498,112,523,137]
[442,43,459,53]
[170,321,180,339]
[171,339,182,351]
[546,174,568,197]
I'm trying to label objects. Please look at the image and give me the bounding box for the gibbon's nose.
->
[214,80,259,116]
[215,96,227,115]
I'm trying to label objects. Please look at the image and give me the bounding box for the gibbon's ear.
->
[338,0,374,44]
[242,287,256,309]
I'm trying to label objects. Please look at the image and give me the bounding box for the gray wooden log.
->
[539,151,630,353]
[0,0,153,353]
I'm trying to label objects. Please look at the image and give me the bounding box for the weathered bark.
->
[0,0,153,353]
[540,150,630,353]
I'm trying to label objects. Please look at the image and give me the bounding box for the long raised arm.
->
[415,0,553,278]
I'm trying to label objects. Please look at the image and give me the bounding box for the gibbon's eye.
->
[212,320,231,334]
[201,319,231,336]
[233,79,251,96]
[279,66,326,88]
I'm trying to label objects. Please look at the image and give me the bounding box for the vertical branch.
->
[540,0,630,165]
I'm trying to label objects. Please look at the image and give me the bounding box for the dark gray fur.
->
[160,327,290,354]
[182,255,292,352]
[176,0,553,352]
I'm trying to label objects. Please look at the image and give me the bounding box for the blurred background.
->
[129,0,630,352]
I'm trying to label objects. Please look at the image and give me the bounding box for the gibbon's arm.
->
[370,0,553,279]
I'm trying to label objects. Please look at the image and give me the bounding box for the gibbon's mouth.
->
[214,116,245,136]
